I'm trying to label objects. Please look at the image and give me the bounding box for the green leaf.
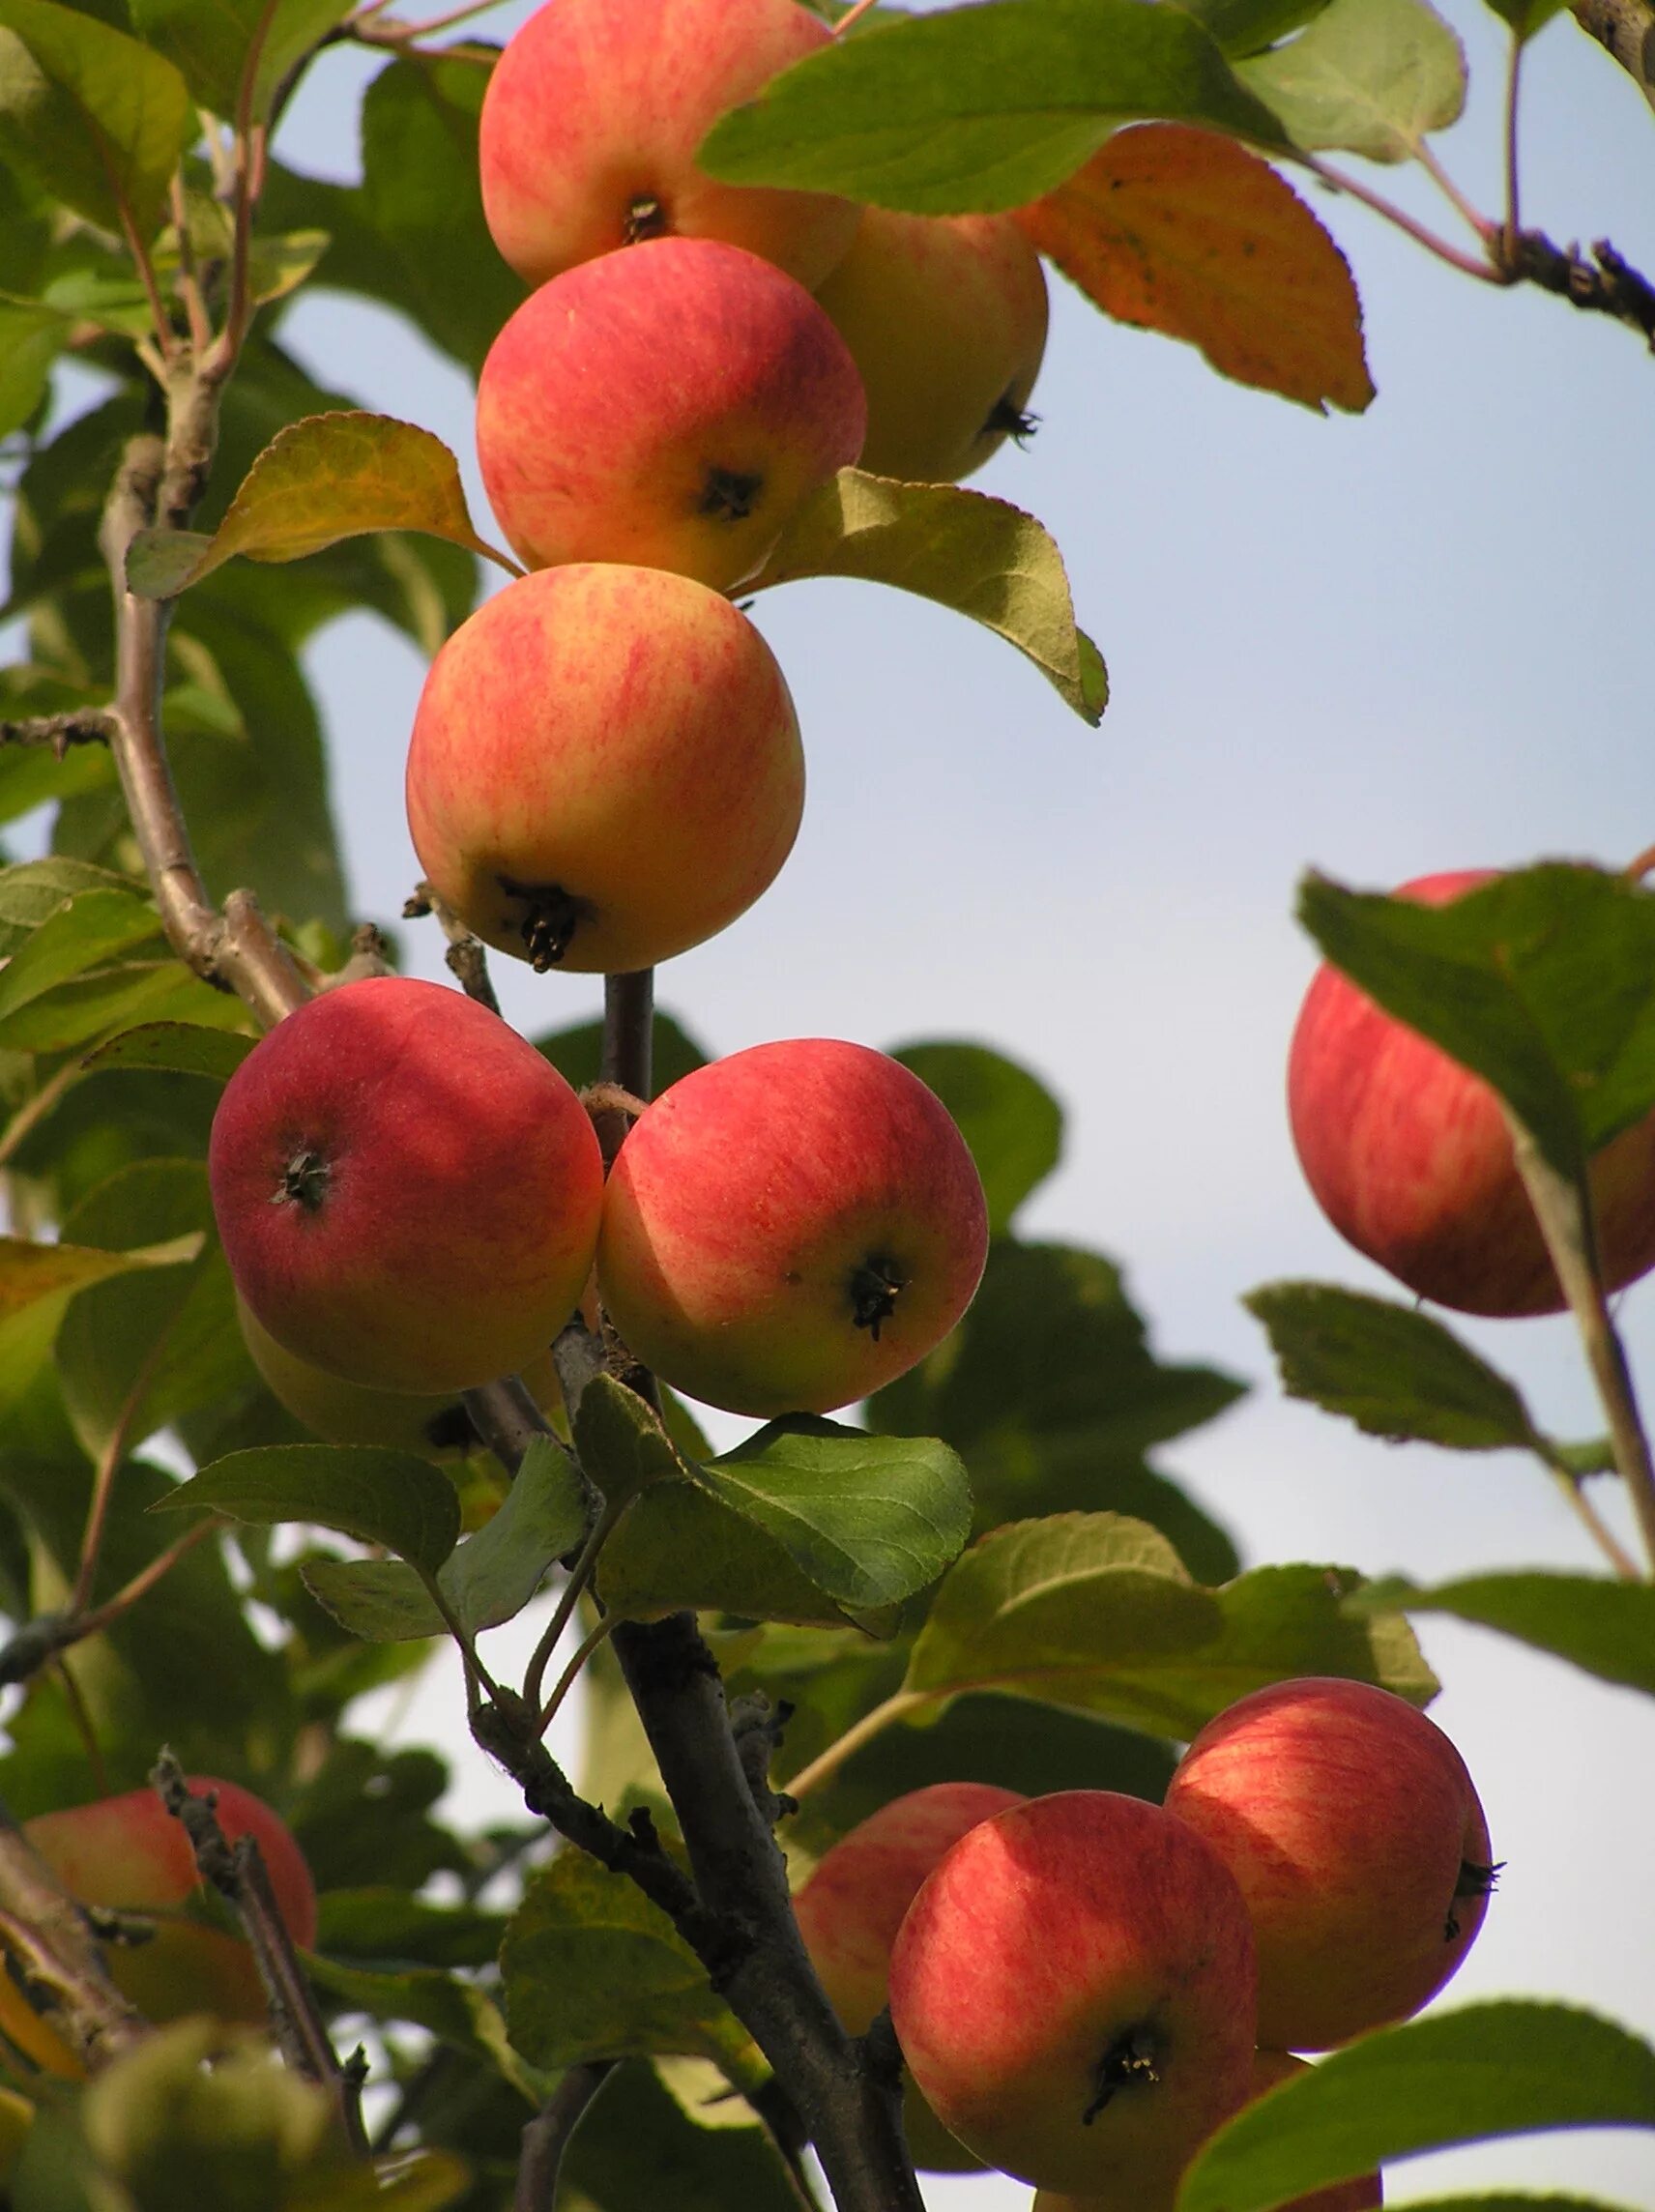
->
[1177,2002,1655,2212]
[126,412,518,598]
[129,0,351,124]
[888,1040,1062,1235]
[1174,0,1334,58]
[305,1954,544,2105]
[573,1374,688,1503]
[561,2061,804,2212]
[313,1888,507,1971]
[1245,1281,1537,1450]
[0,858,136,946]
[302,1435,587,1642]
[504,1851,758,2075]
[1297,863,1655,1181]
[0,300,63,438]
[291,2151,472,2212]
[753,472,1106,724]
[80,1019,256,1080]
[0,887,160,1023]
[1236,0,1466,160]
[1476,0,1566,37]
[0,1227,199,1323]
[597,1476,871,1628]
[1348,1572,1655,1697]
[0,0,193,237]
[154,1443,462,1574]
[700,0,1288,212]
[533,1009,709,1095]
[697,1417,972,1614]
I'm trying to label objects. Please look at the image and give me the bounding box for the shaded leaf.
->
[1178,2002,1655,2212]
[889,1039,1062,1236]
[303,1435,587,1642]
[0,300,63,438]
[962,1424,1241,1583]
[562,2061,802,2212]
[1237,0,1467,160]
[1245,1281,1536,1450]
[0,0,193,237]
[294,2151,472,2212]
[573,1374,687,1504]
[0,887,160,1022]
[126,413,517,598]
[700,0,1288,212]
[533,1008,709,1096]
[597,1476,870,1629]
[504,1851,758,2075]
[80,1018,256,1080]
[305,1954,543,2106]
[314,1888,507,1972]
[129,0,351,124]
[1176,0,1335,58]
[1477,0,1566,36]
[1297,864,1655,1182]
[1348,1572,1655,1697]
[1018,123,1373,414]
[698,1417,972,1615]
[155,1442,462,1574]
[0,1229,197,1324]
[754,471,1105,722]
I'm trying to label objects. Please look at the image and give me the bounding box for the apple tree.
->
[0,0,1654,2207]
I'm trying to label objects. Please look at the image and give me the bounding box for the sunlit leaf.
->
[1237,0,1466,161]
[1349,1572,1655,1697]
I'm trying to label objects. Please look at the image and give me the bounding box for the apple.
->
[235,1296,562,1460]
[209,977,605,1394]
[478,0,860,289]
[1162,1676,1495,2052]
[1288,867,1655,1315]
[886,1790,1258,2194]
[404,565,804,976]
[597,1039,989,1416]
[0,1777,315,2078]
[813,209,1049,483]
[1031,2053,1383,2212]
[477,237,865,593]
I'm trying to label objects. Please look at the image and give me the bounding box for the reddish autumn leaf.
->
[1017,124,1374,415]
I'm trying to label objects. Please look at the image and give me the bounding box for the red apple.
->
[1031,2053,1383,2212]
[209,977,604,1394]
[1163,1676,1495,2052]
[477,237,865,593]
[887,1790,1258,2195]
[404,565,804,976]
[0,1777,315,2076]
[478,0,859,289]
[1289,867,1655,1315]
[813,209,1049,482]
[597,1039,989,1416]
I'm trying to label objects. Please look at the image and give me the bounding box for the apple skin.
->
[209,977,604,1394]
[597,1039,989,1416]
[235,1296,561,1461]
[795,1783,1023,2173]
[405,566,804,976]
[0,1778,315,2077]
[1031,2053,1383,2212]
[1288,867,1655,1315]
[1162,1677,1494,2052]
[477,237,865,593]
[479,0,859,289]
[886,1789,1258,2195]
[813,209,1049,483]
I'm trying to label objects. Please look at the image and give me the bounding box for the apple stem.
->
[782,1690,933,1800]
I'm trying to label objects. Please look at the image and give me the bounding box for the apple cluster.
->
[210,0,1053,1426]
[795,1677,1495,2204]
[1289,868,1655,1316]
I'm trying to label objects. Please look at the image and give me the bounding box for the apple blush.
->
[1163,1676,1495,2052]
[477,236,866,593]
[209,977,604,1395]
[405,565,804,975]
[597,1039,989,1416]
[1288,867,1655,1315]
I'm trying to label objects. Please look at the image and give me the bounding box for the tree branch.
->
[0,710,117,753]
[1572,0,1655,112]
[0,1797,146,2072]
[1497,230,1655,347]
[403,883,501,1012]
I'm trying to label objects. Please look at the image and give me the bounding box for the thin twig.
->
[537,1613,615,1733]
[1412,140,1496,243]
[0,1521,228,1690]
[1496,229,1655,346]
[832,0,881,33]
[151,1753,368,2153]
[168,173,213,357]
[1306,157,1506,281]
[1502,31,1524,251]
[1527,1439,1642,1579]
[521,1497,629,1722]
[0,709,117,751]
[514,2058,616,2211]
[1571,0,1655,115]
[0,1058,84,1171]
[404,882,500,1013]
[115,205,176,366]
[781,1692,929,1802]
[70,1324,183,1616]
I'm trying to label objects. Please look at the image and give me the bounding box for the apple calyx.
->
[987,394,1039,446]
[850,1254,907,1339]
[624,192,670,244]
[699,464,764,521]
[274,1148,330,1212]
[497,878,596,971]
[1082,2026,1162,2125]
[1446,1855,1503,1939]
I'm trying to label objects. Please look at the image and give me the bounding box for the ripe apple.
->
[0,1777,315,2077]
[477,237,865,593]
[1031,2053,1383,2212]
[597,1039,989,1416]
[1163,1676,1495,2052]
[209,977,605,1394]
[813,209,1049,483]
[404,565,804,976]
[235,1297,561,1460]
[1288,867,1655,1315]
[478,0,859,289]
[887,1790,1257,2194]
